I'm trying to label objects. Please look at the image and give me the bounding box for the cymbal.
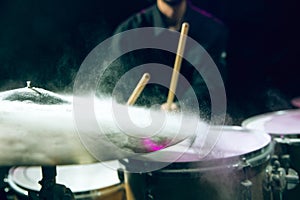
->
[0,85,69,105]
[0,87,202,166]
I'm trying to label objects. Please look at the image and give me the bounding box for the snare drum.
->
[7,161,125,200]
[242,109,300,199]
[121,126,273,200]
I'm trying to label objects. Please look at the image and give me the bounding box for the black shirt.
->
[100,2,228,116]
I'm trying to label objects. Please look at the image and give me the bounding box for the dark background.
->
[0,0,298,120]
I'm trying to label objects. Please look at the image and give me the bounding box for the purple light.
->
[142,138,168,152]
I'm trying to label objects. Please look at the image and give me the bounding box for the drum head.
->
[9,161,120,193]
[179,126,271,161]
[242,109,300,135]
[138,126,271,163]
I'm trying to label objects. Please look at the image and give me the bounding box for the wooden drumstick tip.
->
[142,73,150,81]
[181,22,189,34]
[182,22,189,29]
[126,73,151,106]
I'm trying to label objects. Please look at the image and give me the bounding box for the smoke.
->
[264,87,292,111]
[0,90,209,166]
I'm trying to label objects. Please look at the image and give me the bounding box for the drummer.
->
[99,0,229,119]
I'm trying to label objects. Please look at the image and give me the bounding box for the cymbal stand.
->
[28,166,75,200]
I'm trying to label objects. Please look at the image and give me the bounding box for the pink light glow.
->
[142,138,169,152]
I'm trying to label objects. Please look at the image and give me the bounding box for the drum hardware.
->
[240,180,252,200]
[25,81,42,96]
[263,156,299,200]
[141,172,155,200]
[277,154,299,190]
[264,159,286,200]
[273,139,300,191]
[26,81,31,88]
[28,166,75,200]
[274,137,300,145]
[239,158,253,200]
[117,168,125,183]
[280,155,291,176]
[145,172,154,200]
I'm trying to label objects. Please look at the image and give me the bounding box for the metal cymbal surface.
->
[0,86,70,105]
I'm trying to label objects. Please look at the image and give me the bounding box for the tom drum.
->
[7,161,125,200]
[242,109,300,199]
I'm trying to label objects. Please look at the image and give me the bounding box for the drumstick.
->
[126,73,151,105]
[166,22,189,110]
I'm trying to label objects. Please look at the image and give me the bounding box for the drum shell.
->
[123,143,274,200]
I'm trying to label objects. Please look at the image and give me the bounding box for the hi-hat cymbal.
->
[0,87,202,166]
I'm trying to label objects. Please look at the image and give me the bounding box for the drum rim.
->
[7,172,29,196]
[158,141,273,172]
[120,142,274,178]
[7,162,121,193]
[122,126,273,172]
[242,109,300,134]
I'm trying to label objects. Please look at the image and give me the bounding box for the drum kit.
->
[0,83,299,200]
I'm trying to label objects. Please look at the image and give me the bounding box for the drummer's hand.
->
[161,102,179,112]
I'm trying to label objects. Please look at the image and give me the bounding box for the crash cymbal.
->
[0,82,69,105]
[0,87,203,166]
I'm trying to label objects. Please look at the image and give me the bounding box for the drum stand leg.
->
[28,166,75,200]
